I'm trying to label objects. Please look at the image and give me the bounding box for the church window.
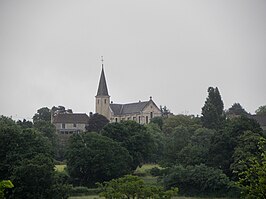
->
[115,118,118,122]
[98,99,99,104]
[150,112,153,119]
[127,117,130,120]
[73,123,76,127]
[146,116,149,123]
[62,123,65,129]
[138,116,141,123]
[133,117,136,121]
[104,99,107,104]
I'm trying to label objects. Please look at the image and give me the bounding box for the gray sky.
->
[0,0,266,121]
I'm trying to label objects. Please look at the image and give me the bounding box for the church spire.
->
[96,57,109,96]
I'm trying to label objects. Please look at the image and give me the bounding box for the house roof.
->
[110,101,151,116]
[53,113,89,124]
[96,66,109,96]
[250,115,266,126]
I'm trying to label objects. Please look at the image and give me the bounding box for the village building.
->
[95,64,162,123]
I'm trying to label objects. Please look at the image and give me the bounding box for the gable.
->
[142,100,161,114]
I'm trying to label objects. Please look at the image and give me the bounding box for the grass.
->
[55,164,66,172]
[69,196,230,199]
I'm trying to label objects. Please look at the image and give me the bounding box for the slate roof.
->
[110,101,150,116]
[53,113,89,124]
[96,67,109,96]
[250,115,266,126]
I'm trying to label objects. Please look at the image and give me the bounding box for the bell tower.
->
[95,57,111,120]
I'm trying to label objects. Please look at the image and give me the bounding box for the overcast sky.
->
[0,0,265,120]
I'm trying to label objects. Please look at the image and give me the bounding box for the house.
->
[52,113,89,134]
[95,64,162,123]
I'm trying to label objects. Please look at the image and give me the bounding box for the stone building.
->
[95,65,162,123]
[52,113,89,134]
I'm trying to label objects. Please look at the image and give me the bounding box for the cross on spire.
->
[101,56,104,68]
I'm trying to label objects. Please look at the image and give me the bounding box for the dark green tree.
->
[226,103,249,117]
[11,154,54,199]
[85,113,109,132]
[16,119,33,129]
[102,121,154,170]
[162,164,233,197]
[33,107,51,123]
[66,132,132,186]
[201,87,225,129]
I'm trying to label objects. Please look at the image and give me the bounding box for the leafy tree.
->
[33,107,51,123]
[226,103,249,117]
[16,119,33,129]
[146,123,165,163]
[201,87,225,129]
[178,128,215,166]
[11,154,54,199]
[150,116,164,130]
[230,131,264,178]
[207,116,263,178]
[255,105,266,116]
[162,126,193,167]
[237,139,266,198]
[86,113,109,132]
[66,132,132,186]
[162,164,233,197]
[0,180,13,199]
[102,121,154,170]
[98,175,178,199]
[162,115,201,135]
[160,105,172,118]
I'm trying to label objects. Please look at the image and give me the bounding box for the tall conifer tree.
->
[201,87,225,129]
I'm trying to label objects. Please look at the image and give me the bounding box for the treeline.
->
[0,86,266,198]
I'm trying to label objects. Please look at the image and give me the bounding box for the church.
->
[95,63,162,124]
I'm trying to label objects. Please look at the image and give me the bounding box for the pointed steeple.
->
[96,63,109,96]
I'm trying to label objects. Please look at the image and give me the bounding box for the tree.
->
[162,164,232,197]
[16,119,33,129]
[98,175,178,199]
[255,105,266,116]
[85,113,109,132]
[66,132,132,186]
[207,116,263,179]
[201,87,225,129]
[11,154,54,199]
[160,105,172,118]
[33,107,51,123]
[237,139,266,198]
[0,180,13,199]
[102,121,154,170]
[226,103,249,117]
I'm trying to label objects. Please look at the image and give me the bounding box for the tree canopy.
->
[201,87,225,129]
[66,132,132,186]
[255,105,266,116]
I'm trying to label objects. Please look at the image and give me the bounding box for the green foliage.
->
[0,180,14,199]
[52,171,72,199]
[162,164,232,197]
[207,116,263,179]
[146,123,165,163]
[67,132,132,186]
[150,116,164,130]
[255,105,266,115]
[33,107,51,123]
[86,113,109,132]
[201,87,225,130]
[11,154,54,199]
[226,103,249,117]
[178,128,215,166]
[16,119,33,129]
[102,121,154,170]
[237,140,266,198]
[162,115,201,135]
[98,175,178,199]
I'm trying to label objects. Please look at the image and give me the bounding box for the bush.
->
[69,186,100,196]
[162,164,236,197]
